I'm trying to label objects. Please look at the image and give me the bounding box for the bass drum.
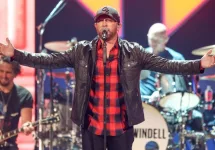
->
[133,103,169,150]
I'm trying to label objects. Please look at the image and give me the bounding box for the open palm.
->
[201,49,215,68]
[0,38,15,57]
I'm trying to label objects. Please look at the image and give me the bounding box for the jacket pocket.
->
[123,61,139,81]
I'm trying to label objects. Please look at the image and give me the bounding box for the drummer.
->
[139,23,204,147]
[140,23,185,99]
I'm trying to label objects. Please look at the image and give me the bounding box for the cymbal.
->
[200,75,215,81]
[47,72,75,79]
[192,45,215,56]
[44,41,72,52]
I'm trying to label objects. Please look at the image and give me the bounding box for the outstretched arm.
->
[0,38,76,69]
[137,45,215,75]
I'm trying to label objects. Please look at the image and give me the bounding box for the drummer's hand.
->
[0,38,15,58]
[22,122,34,135]
[201,49,215,68]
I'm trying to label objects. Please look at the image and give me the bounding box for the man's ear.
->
[165,36,169,44]
[117,23,122,31]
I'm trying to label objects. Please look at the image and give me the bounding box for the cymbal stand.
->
[179,112,187,150]
[65,70,71,132]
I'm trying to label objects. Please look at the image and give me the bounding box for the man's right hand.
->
[0,38,15,58]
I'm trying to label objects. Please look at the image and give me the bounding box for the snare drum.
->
[157,74,200,111]
[133,103,169,150]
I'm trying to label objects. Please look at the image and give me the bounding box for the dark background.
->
[35,0,215,98]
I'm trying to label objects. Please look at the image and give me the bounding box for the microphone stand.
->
[103,42,107,150]
[102,30,108,150]
[36,1,67,150]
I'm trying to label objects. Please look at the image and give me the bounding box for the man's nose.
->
[2,72,7,78]
[102,19,108,26]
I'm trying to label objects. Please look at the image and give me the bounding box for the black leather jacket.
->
[13,37,203,127]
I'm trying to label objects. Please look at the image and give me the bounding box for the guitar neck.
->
[0,114,59,142]
[0,121,39,142]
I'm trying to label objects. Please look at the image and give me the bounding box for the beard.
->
[0,79,10,87]
[98,28,117,41]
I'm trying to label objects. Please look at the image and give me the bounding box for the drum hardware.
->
[178,104,209,150]
[167,92,191,150]
[183,130,213,140]
[177,92,203,150]
[160,109,179,125]
[184,131,206,150]
[177,110,188,150]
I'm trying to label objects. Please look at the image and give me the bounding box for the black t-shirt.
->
[0,85,33,146]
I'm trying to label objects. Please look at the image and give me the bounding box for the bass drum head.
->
[133,103,169,150]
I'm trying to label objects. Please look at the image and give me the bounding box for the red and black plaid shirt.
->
[87,40,127,136]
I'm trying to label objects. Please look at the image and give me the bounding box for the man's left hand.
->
[201,49,215,68]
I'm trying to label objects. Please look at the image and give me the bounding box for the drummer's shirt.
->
[87,39,128,136]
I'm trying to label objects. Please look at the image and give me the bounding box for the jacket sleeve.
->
[136,44,203,75]
[13,45,77,69]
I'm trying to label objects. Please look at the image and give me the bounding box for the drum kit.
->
[134,45,215,150]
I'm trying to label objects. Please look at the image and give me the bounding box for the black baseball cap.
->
[94,6,120,23]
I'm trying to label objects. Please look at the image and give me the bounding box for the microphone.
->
[101,29,108,41]
[70,37,78,47]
